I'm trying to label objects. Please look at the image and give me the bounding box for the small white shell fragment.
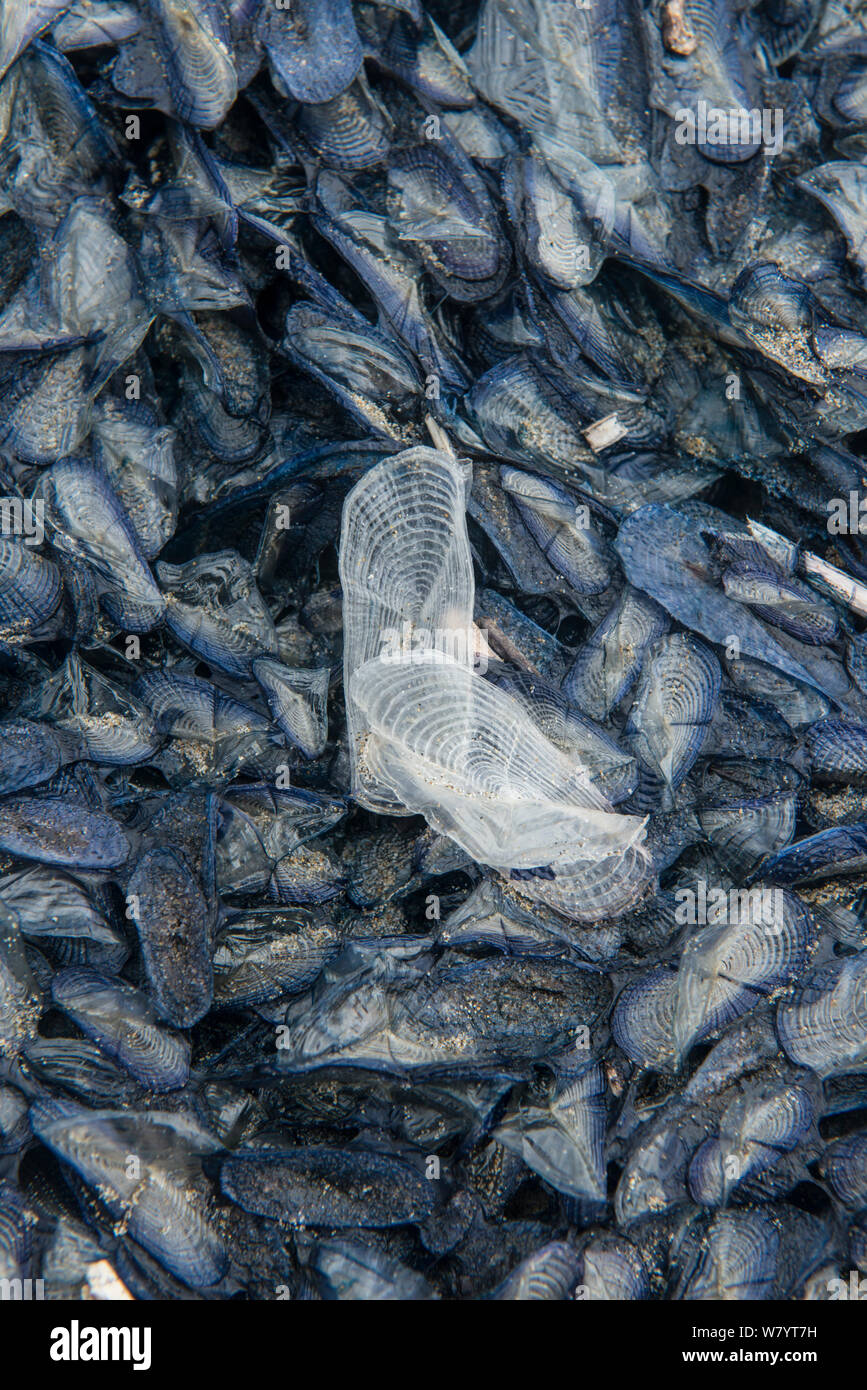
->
[746,517,798,574]
[582,413,627,453]
[424,414,457,458]
[800,549,867,619]
[85,1260,134,1300]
